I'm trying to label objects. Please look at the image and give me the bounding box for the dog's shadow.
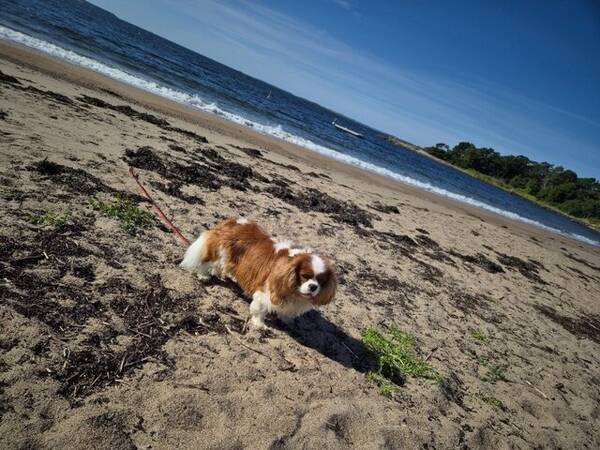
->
[205,277,375,374]
[285,310,375,374]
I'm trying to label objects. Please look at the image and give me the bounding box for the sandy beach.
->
[1,41,600,449]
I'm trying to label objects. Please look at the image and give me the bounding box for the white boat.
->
[332,119,363,138]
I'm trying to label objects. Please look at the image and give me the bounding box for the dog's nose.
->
[309,283,318,292]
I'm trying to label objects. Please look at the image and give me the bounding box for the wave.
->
[1,25,597,246]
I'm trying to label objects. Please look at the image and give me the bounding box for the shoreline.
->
[384,134,600,233]
[1,38,597,251]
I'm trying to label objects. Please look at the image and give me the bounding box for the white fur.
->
[289,247,312,256]
[250,290,270,328]
[250,290,314,327]
[299,280,320,296]
[273,240,292,252]
[214,248,228,277]
[311,254,326,274]
[180,232,227,280]
[180,232,208,271]
[236,218,249,225]
[272,294,314,323]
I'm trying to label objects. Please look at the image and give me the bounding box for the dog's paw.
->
[196,273,211,282]
[250,317,266,329]
[250,316,267,330]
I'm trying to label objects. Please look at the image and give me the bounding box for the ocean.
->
[1,0,599,246]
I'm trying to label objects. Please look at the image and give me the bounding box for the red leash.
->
[128,166,191,247]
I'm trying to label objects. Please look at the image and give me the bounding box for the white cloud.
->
[331,0,351,10]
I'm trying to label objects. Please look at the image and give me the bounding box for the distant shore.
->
[384,133,600,233]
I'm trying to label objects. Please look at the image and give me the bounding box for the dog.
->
[180,218,336,328]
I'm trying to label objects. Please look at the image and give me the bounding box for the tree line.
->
[423,142,600,223]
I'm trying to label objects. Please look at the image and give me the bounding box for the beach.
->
[1,41,599,449]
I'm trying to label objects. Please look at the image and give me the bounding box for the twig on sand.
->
[127,327,152,339]
[124,356,151,369]
[173,383,210,392]
[224,324,272,360]
[524,380,548,399]
[424,346,439,362]
[217,308,246,323]
[89,373,103,388]
[241,317,250,335]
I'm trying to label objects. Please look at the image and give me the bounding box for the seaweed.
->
[449,289,504,324]
[535,305,600,344]
[125,146,257,192]
[563,252,600,273]
[151,180,205,205]
[78,95,209,143]
[0,70,74,105]
[265,186,376,227]
[0,69,21,85]
[368,201,400,214]
[54,275,230,400]
[495,251,546,284]
[24,86,73,105]
[233,145,263,158]
[29,158,143,201]
[447,250,504,274]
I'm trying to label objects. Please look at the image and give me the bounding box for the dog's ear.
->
[268,258,298,305]
[312,268,337,306]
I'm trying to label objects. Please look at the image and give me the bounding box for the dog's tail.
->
[180,232,208,270]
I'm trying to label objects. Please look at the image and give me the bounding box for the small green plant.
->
[476,393,504,410]
[27,212,69,229]
[366,372,399,397]
[361,325,440,396]
[470,329,490,344]
[91,195,154,234]
[482,365,507,384]
[475,356,507,384]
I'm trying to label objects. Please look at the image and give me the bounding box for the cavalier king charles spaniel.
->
[180,218,336,328]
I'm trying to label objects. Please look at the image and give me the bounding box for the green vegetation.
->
[424,142,600,230]
[91,195,154,234]
[27,212,69,229]
[470,329,490,344]
[476,356,508,384]
[361,325,440,396]
[476,393,504,410]
[366,371,399,397]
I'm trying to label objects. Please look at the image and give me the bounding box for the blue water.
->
[1,0,599,246]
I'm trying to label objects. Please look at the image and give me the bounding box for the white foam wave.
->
[1,25,597,246]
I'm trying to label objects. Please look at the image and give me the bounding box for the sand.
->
[1,42,599,450]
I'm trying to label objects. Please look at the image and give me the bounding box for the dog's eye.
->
[300,273,310,280]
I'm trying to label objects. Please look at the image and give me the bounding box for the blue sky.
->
[89,0,600,178]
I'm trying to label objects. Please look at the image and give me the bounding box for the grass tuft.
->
[476,393,505,410]
[470,329,490,344]
[91,195,154,234]
[366,372,398,397]
[27,212,69,230]
[361,325,440,396]
[476,356,508,384]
